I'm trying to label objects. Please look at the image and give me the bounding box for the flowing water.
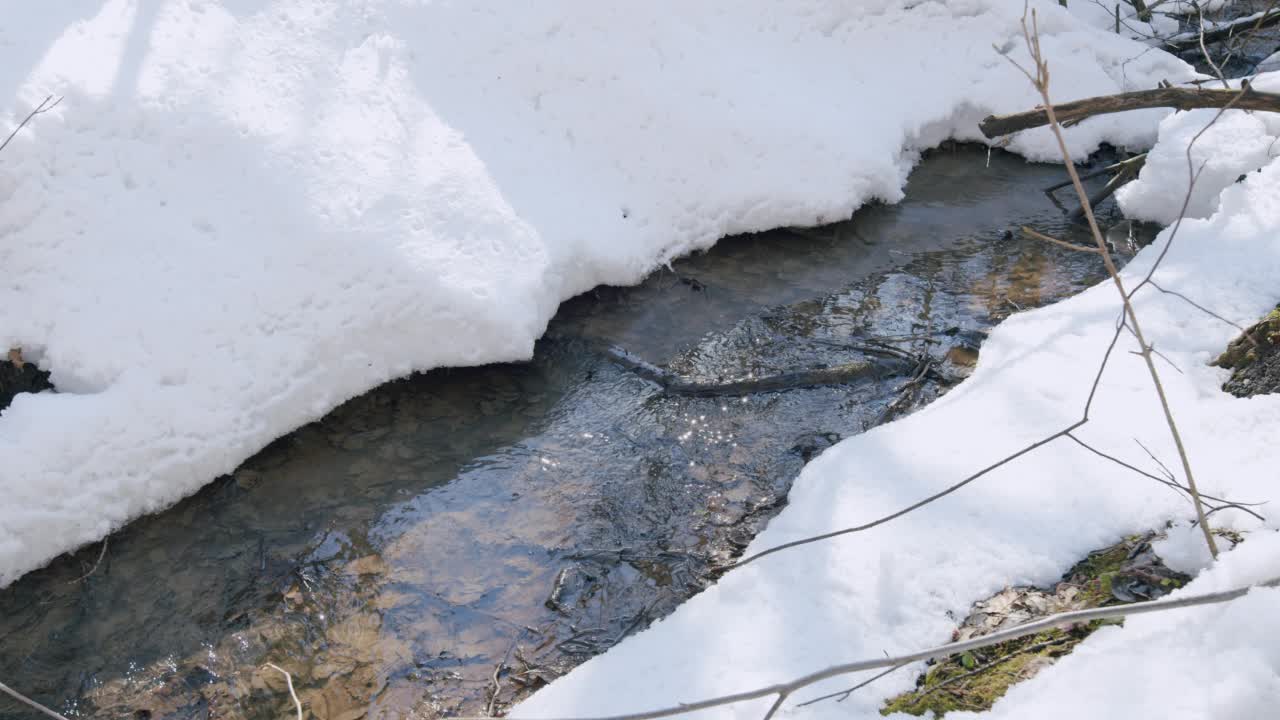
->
[0,146,1148,720]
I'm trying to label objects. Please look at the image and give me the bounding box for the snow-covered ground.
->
[517,86,1280,720]
[5,1,1280,716]
[0,1,1194,587]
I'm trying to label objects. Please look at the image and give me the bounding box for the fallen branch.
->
[1068,153,1146,220]
[1043,153,1146,193]
[979,85,1280,138]
[505,577,1280,720]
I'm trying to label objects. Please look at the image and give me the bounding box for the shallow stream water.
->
[0,146,1145,720]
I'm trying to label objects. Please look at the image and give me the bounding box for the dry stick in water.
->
[263,663,304,720]
[0,681,72,720]
[497,577,1280,720]
[1012,8,1220,558]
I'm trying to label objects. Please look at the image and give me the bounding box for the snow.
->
[1118,72,1280,224]
[0,1,1198,588]
[1152,521,1218,576]
[516,74,1280,720]
[2,0,1277,716]
[1259,50,1280,73]
[970,533,1280,719]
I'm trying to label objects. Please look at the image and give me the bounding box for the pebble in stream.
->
[0,147,1148,720]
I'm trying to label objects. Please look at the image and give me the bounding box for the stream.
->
[0,146,1149,720]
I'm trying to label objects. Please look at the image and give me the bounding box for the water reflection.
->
[0,147,1146,720]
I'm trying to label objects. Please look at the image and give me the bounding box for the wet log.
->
[980,86,1280,139]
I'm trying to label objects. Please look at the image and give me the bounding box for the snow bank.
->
[516,96,1280,719]
[0,2,1196,587]
[1118,72,1280,224]
[973,534,1280,719]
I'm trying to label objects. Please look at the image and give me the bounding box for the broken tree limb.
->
[979,86,1280,138]
[1069,153,1146,220]
[1044,153,1146,194]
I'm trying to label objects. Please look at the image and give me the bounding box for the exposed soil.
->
[0,351,53,413]
[881,532,1194,717]
[1212,306,1280,398]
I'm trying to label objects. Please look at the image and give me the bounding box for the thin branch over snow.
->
[499,577,1280,720]
[0,96,61,156]
[1013,7,1221,558]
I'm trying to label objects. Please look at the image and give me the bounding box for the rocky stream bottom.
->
[5,144,1241,720]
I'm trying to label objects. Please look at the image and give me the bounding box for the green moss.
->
[1265,309,1280,344]
[880,630,1081,717]
[881,534,1183,717]
[1214,307,1280,369]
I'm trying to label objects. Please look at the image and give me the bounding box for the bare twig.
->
[1016,8,1219,558]
[727,419,1086,569]
[1196,3,1230,89]
[1044,153,1146,193]
[978,86,1277,138]
[1147,281,1258,347]
[0,96,62,156]
[1066,433,1266,522]
[502,577,1280,720]
[906,636,1071,703]
[263,663,304,720]
[795,663,908,706]
[1068,153,1145,219]
[0,681,72,720]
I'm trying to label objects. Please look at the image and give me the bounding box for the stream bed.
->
[0,146,1147,720]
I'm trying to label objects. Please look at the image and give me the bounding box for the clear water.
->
[0,147,1140,720]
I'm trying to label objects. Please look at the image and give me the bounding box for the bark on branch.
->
[979,86,1280,138]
